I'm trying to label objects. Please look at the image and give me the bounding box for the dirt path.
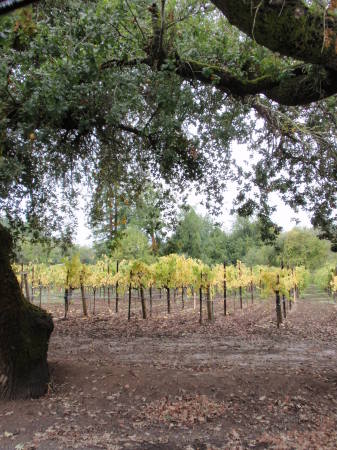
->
[1,289,337,449]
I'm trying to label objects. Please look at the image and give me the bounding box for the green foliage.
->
[164,209,276,265]
[63,254,82,289]
[14,256,310,301]
[132,182,175,253]
[0,0,336,248]
[14,235,95,265]
[243,245,276,267]
[111,225,154,263]
[164,208,205,260]
[313,263,337,291]
[275,228,331,271]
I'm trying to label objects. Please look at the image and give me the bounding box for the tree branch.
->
[211,0,337,71]
[175,59,337,106]
[0,0,38,15]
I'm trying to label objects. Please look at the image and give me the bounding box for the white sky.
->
[74,142,312,246]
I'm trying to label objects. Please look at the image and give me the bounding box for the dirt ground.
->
[1,288,337,449]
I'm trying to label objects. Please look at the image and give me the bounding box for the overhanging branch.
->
[176,59,337,106]
[211,0,337,71]
[0,0,38,15]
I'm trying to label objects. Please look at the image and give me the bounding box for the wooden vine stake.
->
[223,261,227,316]
[128,283,132,321]
[250,267,254,305]
[281,262,286,319]
[140,284,147,319]
[193,287,196,310]
[181,287,184,310]
[24,272,30,302]
[199,273,203,324]
[107,264,111,309]
[115,260,119,313]
[64,270,70,319]
[166,287,171,314]
[275,273,282,328]
[206,284,213,322]
[93,287,96,315]
[31,265,35,302]
[290,268,296,309]
[238,261,243,309]
[80,272,88,317]
[149,286,153,317]
[39,279,42,308]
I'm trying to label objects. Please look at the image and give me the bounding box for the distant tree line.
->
[15,206,335,272]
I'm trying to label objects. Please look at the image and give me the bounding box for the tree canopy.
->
[0,0,336,247]
[163,207,335,269]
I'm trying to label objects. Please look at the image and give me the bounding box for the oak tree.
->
[0,0,336,398]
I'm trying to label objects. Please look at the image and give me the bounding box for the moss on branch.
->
[176,58,337,106]
[211,0,337,71]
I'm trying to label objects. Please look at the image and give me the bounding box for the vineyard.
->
[12,254,319,327]
[3,262,337,449]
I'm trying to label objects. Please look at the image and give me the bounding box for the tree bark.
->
[0,224,53,400]
[0,0,39,15]
[211,0,337,71]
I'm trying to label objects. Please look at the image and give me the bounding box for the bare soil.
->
[1,289,337,449]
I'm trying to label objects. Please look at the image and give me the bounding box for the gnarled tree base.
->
[0,224,54,400]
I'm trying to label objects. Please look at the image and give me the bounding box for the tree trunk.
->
[0,224,53,400]
[151,233,158,254]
